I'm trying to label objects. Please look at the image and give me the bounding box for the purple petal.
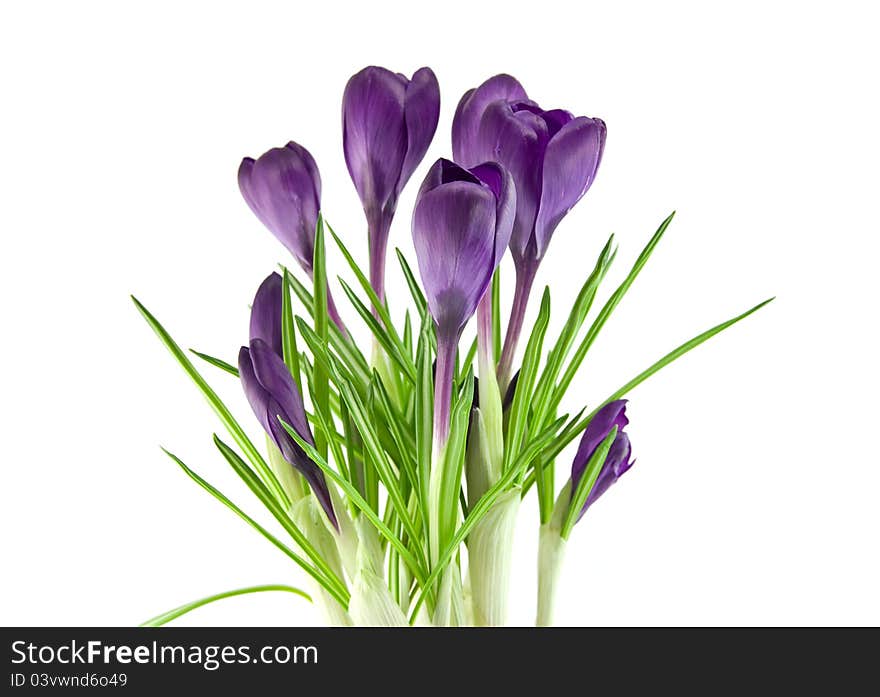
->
[469,162,516,266]
[452,74,528,167]
[534,117,606,258]
[477,101,549,261]
[245,144,321,273]
[412,178,498,335]
[249,272,283,357]
[399,67,440,195]
[238,346,272,437]
[248,339,313,447]
[578,432,633,520]
[571,400,629,485]
[342,66,408,215]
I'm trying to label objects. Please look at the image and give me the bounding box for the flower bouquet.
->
[134,66,770,627]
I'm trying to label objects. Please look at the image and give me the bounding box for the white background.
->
[1,1,877,627]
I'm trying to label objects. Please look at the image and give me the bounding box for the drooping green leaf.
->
[131,296,288,506]
[141,584,311,627]
[189,349,239,377]
[161,448,344,605]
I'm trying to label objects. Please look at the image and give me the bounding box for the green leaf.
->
[532,234,615,429]
[281,267,302,394]
[549,212,675,417]
[140,584,311,627]
[286,270,371,387]
[457,336,477,385]
[312,216,330,460]
[161,448,343,605]
[189,349,239,377]
[395,248,428,318]
[541,296,775,465]
[212,436,349,604]
[415,313,434,526]
[337,277,416,382]
[131,296,288,506]
[503,288,551,474]
[560,426,618,538]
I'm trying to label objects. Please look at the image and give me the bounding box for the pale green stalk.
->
[290,497,352,626]
[536,483,570,627]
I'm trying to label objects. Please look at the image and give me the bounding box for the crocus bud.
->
[454,75,606,389]
[413,158,514,446]
[343,66,440,299]
[239,145,346,333]
[412,159,515,341]
[238,276,337,527]
[570,399,634,522]
[238,142,322,275]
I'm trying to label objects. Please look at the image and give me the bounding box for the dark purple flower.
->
[343,66,440,299]
[239,143,346,333]
[412,158,514,446]
[412,159,514,339]
[570,400,634,522]
[239,275,336,527]
[453,75,605,390]
[452,75,605,266]
[238,141,321,274]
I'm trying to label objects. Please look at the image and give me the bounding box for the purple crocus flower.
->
[412,158,514,447]
[343,66,440,301]
[452,75,606,389]
[238,142,345,332]
[239,274,336,527]
[570,400,634,522]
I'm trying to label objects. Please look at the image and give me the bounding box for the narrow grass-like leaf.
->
[189,349,239,377]
[131,296,288,506]
[212,436,349,604]
[549,212,675,417]
[338,277,416,382]
[395,248,427,317]
[457,336,477,385]
[532,234,615,429]
[415,314,434,524]
[286,271,371,386]
[542,296,775,465]
[560,426,618,538]
[503,288,551,473]
[312,217,330,460]
[141,584,311,627]
[281,267,302,394]
[161,448,343,605]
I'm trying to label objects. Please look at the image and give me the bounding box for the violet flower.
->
[452,75,606,389]
[412,158,514,450]
[238,141,345,332]
[569,400,634,522]
[343,66,440,301]
[239,273,337,527]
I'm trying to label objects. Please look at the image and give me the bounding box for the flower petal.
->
[452,74,528,167]
[247,145,321,272]
[534,117,606,258]
[249,272,283,357]
[571,399,629,486]
[248,338,313,447]
[477,101,549,261]
[399,67,440,195]
[579,432,633,520]
[342,66,408,215]
[469,161,516,267]
[412,180,498,335]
